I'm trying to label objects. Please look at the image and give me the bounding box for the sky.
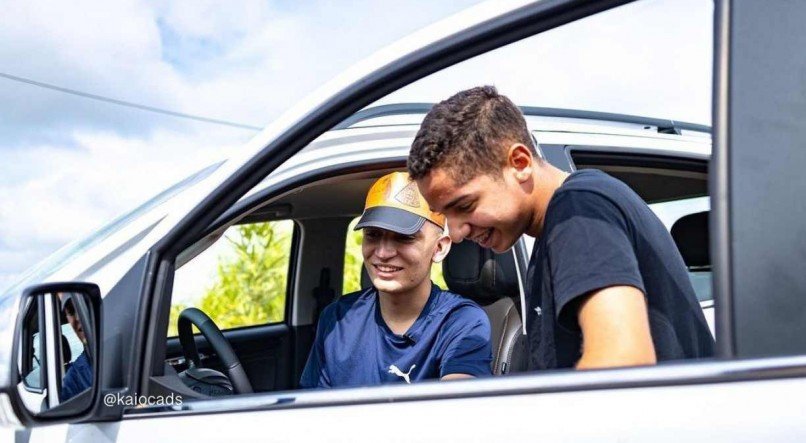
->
[0,0,713,291]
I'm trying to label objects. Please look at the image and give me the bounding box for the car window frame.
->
[131,151,734,420]
[129,157,806,418]
[110,0,806,423]
[167,219,299,337]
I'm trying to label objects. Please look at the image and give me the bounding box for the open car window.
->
[169,220,294,336]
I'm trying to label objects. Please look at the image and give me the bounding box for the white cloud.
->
[0,0,485,138]
[159,0,274,40]
[0,126,250,284]
[0,0,482,285]
[381,0,713,124]
[0,0,712,288]
[0,0,186,142]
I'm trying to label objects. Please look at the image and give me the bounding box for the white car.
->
[2,0,806,441]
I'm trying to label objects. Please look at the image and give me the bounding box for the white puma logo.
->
[388,364,416,384]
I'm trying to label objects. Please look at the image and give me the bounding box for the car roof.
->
[338,102,711,135]
[230,104,710,224]
[282,103,712,173]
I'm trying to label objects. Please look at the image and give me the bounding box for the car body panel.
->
[16,357,806,441]
[115,376,806,442]
[5,0,806,439]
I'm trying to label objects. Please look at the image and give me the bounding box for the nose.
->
[374,236,397,259]
[448,217,470,243]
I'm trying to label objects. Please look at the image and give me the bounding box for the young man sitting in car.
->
[300,172,492,388]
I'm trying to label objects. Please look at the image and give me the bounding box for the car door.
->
[10,0,806,441]
[161,220,301,393]
[115,1,806,441]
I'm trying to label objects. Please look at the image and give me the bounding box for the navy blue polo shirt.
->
[300,284,492,388]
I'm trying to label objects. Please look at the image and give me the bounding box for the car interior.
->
[153,148,712,400]
[154,165,527,398]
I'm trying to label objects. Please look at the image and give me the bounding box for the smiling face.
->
[362,223,450,296]
[417,166,535,253]
[64,301,87,344]
[407,87,547,252]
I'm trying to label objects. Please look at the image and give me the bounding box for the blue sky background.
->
[0,0,712,290]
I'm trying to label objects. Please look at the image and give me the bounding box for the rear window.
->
[650,196,711,303]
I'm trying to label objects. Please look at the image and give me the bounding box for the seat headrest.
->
[671,211,710,268]
[443,240,519,304]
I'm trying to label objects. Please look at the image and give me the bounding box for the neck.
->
[377,278,432,335]
[526,163,570,238]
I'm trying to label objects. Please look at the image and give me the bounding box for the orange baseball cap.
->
[354,172,446,235]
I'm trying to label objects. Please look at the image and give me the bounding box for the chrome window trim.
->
[42,295,60,409]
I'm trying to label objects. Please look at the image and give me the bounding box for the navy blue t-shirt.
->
[300,284,492,388]
[62,350,92,401]
[525,169,714,369]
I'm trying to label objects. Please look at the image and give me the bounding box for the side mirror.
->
[12,282,101,423]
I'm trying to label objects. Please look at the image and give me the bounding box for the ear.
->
[431,232,452,263]
[506,143,534,183]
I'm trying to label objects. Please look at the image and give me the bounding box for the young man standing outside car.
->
[300,172,492,388]
[408,86,714,370]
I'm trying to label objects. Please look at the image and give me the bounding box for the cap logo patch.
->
[395,181,421,208]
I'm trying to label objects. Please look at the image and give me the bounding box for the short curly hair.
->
[407,86,536,184]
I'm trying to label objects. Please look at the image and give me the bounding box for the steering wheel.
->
[177,307,253,394]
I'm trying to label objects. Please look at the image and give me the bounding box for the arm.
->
[439,308,492,380]
[575,285,656,369]
[545,190,654,370]
[61,351,93,401]
[299,338,326,388]
[299,310,333,388]
[441,373,474,381]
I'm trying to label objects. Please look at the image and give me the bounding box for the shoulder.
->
[553,170,639,213]
[562,169,629,192]
[433,290,490,330]
[547,173,632,230]
[65,351,89,378]
[555,170,620,203]
[333,288,370,307]
[78,350,89,362]
[319,287,375,324]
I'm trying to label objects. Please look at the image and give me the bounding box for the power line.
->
[0,71,262,131]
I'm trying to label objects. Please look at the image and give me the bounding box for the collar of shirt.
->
[372,283,441,344]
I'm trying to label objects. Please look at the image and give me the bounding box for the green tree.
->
[167,218,448,337]
[167,221,292,336]
[342,219,365,294]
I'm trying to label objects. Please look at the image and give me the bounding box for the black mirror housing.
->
[9,282,102,426]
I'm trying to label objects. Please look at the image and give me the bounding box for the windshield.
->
[1,161,224,299]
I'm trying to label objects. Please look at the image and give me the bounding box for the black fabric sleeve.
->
[545,190,645,331]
